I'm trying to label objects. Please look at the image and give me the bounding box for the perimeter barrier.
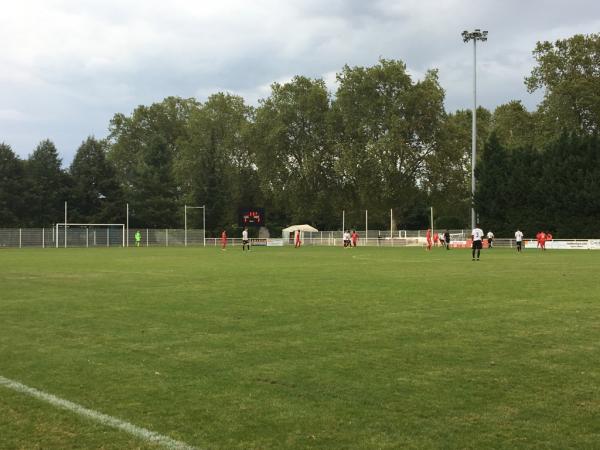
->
[2,228,598,250]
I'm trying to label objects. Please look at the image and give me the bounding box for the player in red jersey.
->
[221,230,227,250]
[539,231,547,251]
[351,230,359,247]
[294,229,301,248]
[426,228,432,251]
[433,232,439,247]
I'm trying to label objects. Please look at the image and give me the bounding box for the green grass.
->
[1,246,599,449]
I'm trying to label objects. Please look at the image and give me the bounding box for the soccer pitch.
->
[1,246,599,449]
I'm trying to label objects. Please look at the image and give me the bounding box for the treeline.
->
[1,34,599,237]
[476,133,600,237]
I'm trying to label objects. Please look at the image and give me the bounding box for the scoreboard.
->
[239,208,265,227]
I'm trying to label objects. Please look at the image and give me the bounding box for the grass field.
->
[1,245,599,449]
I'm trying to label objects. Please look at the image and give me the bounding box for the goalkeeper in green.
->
[135,230,141,247]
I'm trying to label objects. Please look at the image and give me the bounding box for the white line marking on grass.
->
[0,375,197,450]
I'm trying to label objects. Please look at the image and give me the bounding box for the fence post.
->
[106,228,109,247]
[19,228,22,248]
[42,228,45,248]
[146,229,149,247]
[166,229,168,247]
[86,228,89,248]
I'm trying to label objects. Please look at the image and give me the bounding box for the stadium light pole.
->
[64,201,67,248]
[462,28,488,230]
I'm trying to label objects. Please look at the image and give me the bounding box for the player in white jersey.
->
[472,224,484,261]
[242,228,250,251]
[515,229,523,252]
[486,231,494,248]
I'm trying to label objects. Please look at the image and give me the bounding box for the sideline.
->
[0,375,197,450]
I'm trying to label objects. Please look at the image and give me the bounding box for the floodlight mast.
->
[462,29,488,230]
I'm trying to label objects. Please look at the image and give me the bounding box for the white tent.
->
[282,224,318,234]
[282,224,318,241]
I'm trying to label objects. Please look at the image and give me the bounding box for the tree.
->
[491,101,535,150]
[526,33,600,141]
[0,143,26,226]
[24,139,69,227]
[252,76,337,228]
[176,93,257,233]
[331,59,447,229]
[474,133,511,234]
[108,97,199,228]
[69,137,123,223]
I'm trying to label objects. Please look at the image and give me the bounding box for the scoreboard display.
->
[239,208,265,227]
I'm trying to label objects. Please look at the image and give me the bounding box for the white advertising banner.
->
[525,240,597,250]
[267,238,284,247]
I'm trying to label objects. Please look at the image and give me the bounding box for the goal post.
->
[55,223,125,248]
[184,205,206,247]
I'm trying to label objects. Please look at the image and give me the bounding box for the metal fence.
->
[0,228,206,248]
[5,228,586,250]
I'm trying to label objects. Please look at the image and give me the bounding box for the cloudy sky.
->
[1,0,599,165]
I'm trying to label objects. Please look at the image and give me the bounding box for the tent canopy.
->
[282,224,318,233]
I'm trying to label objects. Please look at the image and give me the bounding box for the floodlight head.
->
[461,28,489,43]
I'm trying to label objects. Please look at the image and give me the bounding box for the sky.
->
[1,0,599,165]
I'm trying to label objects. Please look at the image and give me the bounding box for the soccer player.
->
[487,230,494,248]
[135,230,141,247]
[472,224,484,261]
[433,232,439,247]
[351,230,359,247]
[444,230,450,250]
[221,230,227,250]
[426,228,432,251]
[294,229,301,248]
[343,230,350,248]
[439,231,446,248]
[539,231,546,251]
[242,228,250,251]
[515,229,523,252]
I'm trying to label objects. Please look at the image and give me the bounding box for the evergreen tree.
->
[0,143,26,226]
[69,137,123,223]
[474,133,511,234]
[24,140,69,227]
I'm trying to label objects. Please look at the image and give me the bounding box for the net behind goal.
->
[55,223,125,248]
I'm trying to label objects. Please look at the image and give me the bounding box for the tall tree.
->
[69,137,123,223]
[474,133,511,234]
[526,33,600,141]
[108,97,199,227]
[0,143,26,226]
[491,101,535,150]
[25,139,69,227]
[331,59,446,229]
[253,76,337,228]
[176,93,256,233]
